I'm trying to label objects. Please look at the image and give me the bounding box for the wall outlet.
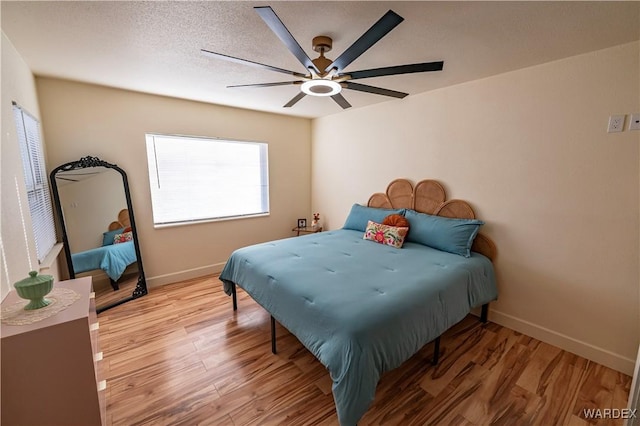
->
[629,113,640,131]
[608,115,626,133]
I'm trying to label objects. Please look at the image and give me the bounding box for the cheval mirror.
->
[50,156,147,313]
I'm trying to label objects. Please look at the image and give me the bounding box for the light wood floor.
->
[98,275,631,425]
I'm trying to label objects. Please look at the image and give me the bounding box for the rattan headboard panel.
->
[108,208,130,231]
[367,178,496,261]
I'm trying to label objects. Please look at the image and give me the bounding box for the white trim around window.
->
[145,133,270,228]
[13,102,57,264]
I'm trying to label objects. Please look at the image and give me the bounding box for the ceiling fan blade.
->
[343,81,408,99]
[331,93,352,109]
[326,10,404,73]
[254,6,318,73]
[284,92,307,108]
[346,61,444,80]
[228,81,299,88]
[201,49,307,78]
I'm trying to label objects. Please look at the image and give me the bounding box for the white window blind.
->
[13,102,57,263]
[145,134,269,227]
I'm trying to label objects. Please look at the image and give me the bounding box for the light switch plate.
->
[629,113,640,131]
[608,115,625,133]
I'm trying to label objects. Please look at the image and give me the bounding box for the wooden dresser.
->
[1,277,105,425]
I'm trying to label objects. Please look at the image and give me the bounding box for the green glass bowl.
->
[14,271,54,310]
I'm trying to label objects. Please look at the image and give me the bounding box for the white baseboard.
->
[485,308,635,375]
[146,262,227,288]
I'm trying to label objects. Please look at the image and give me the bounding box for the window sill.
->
[153,212,270,229]
[39,243,63,272]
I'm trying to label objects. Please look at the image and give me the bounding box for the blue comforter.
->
[219,229,497,425]
[71,241,137,281]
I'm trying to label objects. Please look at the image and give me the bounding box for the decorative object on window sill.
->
[13,271,53,310]
[311,213,322,231]
[1,287,81,326]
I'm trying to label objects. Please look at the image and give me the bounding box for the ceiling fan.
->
[201,6,444,109]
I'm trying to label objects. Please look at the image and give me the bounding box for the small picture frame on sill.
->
[297,218,306,229]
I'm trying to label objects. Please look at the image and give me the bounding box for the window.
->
[13,102,57,263]
[145,134,269,227]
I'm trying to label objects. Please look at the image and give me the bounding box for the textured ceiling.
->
[2,1,639,118]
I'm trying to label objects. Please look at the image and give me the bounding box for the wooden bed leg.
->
[109,278,119,291]
[432,336,441,365]
[231,282,237,311]
[481,304,489,323]
[271,316,277,354]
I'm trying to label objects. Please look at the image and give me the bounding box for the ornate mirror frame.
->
[50,156,147,312]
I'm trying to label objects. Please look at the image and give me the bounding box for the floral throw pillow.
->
[363,220,409,249]
[113,231,133,244]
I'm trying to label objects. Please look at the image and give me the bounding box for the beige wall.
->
[1,32,62,300]
[36,78,311,287]
[312,42,640,374]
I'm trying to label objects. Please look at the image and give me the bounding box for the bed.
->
[219,179,498,425]
[71,209,137,290]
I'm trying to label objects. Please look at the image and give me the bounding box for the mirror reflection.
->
[50,157,146,312]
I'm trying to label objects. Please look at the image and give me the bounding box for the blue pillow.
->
[342,204,405,232]
[404,209,483,257]
[102,228,125,246]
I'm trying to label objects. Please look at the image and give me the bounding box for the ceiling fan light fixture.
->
[301,79,342,97]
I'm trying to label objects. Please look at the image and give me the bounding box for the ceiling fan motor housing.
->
[311,36,334,76]
[312,36,332,53]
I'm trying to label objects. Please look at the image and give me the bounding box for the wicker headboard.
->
[367,178,496,261]
[107,208,131,231]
